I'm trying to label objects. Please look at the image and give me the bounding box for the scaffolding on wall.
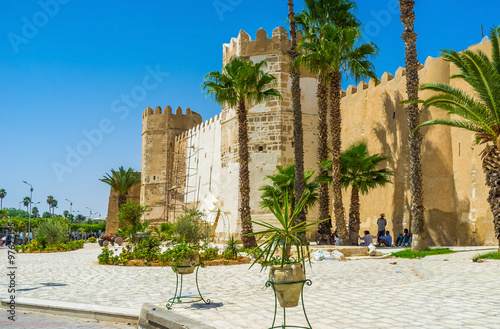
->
[163,134,201,223]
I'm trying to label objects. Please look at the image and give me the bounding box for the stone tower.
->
[141,105,202,223]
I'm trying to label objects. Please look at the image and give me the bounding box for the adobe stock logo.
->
[51,65,169,182]
[362,0,400,43]
[7,0,72,54]
[213,0,243,21]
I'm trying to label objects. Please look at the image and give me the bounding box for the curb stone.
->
[138,303,216,329]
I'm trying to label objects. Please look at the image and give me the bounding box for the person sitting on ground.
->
[379,230,392,247]
[395,228,409,246]
[359,230,377,246]
[402,229,412,247]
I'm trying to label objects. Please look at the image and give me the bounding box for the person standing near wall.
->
[377,213,387,238]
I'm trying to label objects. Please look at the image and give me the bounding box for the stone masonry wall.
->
[137,26,496,246]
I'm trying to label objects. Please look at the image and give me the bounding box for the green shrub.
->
[98,247,114,264]
[88,237,97,243]
[35,218,69,245]
[117,225,133,240]
[222,236,239,260]
[172,209,205,245]
[158,250,173,266]
[152,222,174,241]
[134,236,161,261]
[117,202,151,243]
[201,247,219,261]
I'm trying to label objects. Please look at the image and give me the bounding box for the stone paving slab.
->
[0,244,499,328]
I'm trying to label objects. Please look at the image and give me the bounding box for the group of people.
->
[359,213,412,247]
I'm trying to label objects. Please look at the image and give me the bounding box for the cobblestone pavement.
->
[0,310,134,328]
[1,244,499,328]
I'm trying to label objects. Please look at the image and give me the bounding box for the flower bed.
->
[15,239,85,253]
[97,236,256,267]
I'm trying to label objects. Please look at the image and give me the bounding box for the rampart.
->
[337,38,495,245]
[135,26,495,246]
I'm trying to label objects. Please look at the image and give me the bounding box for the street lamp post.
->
[65,199,73,221]
[23,181,33,243]
[86,206,92,220]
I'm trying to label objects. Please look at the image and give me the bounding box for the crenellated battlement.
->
[223,26,303,63]
[142,105,200,119]
[340,56,434,99]
[175,114,221,143]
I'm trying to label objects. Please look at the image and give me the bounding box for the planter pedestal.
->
[265,279,312,329]
[166,265,210,309]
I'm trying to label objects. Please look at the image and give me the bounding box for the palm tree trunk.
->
[22,228,27,245]
[238,99,257,248]
[288,0,306,239]
[330,71,348,244]
[348,187,360,245]
[400,0,428,251]
[317,73,330,235]
[118,194,127,212]
[484,150,500,250]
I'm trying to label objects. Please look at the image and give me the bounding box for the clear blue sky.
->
[0,0,497,218]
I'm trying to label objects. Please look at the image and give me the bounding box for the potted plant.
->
[169,208,205,274]
[247,189,327,308]
[169,240,202,274]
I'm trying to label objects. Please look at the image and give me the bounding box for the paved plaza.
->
[1,243,499,328]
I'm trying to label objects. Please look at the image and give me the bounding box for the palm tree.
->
[409,26,500,250]
[47,195,54,217]
[399,0,427,251]
[52,199,58,216]
[99,166,141,211]
[63,210,69,218]
[32,207,39,218]
[259,164,319,212]
[0,189,6,210]
[203,57,281,249]
[288,0,307,234]
[23,197,31,213]
[296,0,378,244]
[295,6,334,236]
[340,142,393,245]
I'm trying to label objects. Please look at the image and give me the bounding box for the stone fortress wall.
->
[136,26,496,245]
[343,38,496,245]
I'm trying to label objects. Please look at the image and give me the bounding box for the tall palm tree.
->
[52,199,58,216]
[296,0,378,244]
[288,0,306,234]
[295,6,334,236]
[47,195,54,217]
[340,142,393,245]
[409,26,500,250]
[32,207,39,218]
[99,166,141,212]
[399,0,427,251]
[23,196,31,212]
[259,164,319,212]
[203,57,281,249]
[327,26,378,245]
[0,189,6,210]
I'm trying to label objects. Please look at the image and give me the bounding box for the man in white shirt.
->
[359,231,377,246]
